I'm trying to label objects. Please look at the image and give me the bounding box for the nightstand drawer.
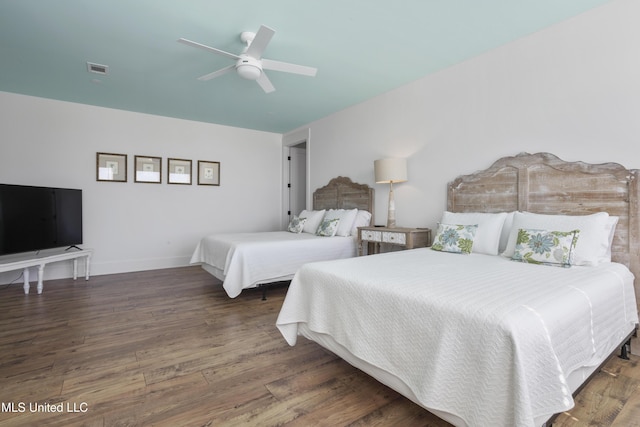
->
[382,232,406,245]
[357,226,431,256]
[360,230,382,242]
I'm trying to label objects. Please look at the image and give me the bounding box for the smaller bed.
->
[190,177,374,298]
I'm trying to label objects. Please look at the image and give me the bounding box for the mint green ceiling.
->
[0,0,610,134]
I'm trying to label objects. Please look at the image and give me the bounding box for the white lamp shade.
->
[374,158,408,183]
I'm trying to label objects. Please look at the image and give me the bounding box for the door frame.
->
[282,128,311,229]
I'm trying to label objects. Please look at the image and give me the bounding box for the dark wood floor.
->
[0,266,638,427]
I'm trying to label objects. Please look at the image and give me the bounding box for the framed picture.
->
[134,155,162,183]
[168,158,192,185]
[198,160,220,186]
[97,152,127,182]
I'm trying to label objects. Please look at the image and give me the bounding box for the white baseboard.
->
[0,255,193,285]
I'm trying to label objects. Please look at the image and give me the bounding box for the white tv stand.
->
[0,248,93,294]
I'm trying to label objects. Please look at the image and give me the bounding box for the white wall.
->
[0,92,282,283]
[293,0,640,230]
[2,0,638,284]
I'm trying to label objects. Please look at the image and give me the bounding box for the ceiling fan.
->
[178,25,317,93]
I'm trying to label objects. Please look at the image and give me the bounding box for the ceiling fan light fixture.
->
[236,56,262,80]
[236,63,261,80]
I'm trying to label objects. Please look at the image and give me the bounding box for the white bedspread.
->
[276,248,638,427]
[190,231,357,298]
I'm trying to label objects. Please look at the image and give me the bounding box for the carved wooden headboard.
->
[447,152,640,305]
[313,176,375,225]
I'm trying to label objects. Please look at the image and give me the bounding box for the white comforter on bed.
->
[190,231,357,297]
[276,248,638,427]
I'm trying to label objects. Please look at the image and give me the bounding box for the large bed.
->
[190,176,374,298]
[276,153,640,427]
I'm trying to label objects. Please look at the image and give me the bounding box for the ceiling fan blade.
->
[245,25,275,59]
[197,64,235,81]
[261,58,317,77]
[256,72,275,93]
[178,38,240,61]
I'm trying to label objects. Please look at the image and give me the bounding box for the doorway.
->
[288,142,307,219]
[282,129,310,229]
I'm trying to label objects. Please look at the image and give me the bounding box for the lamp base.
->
[387,183,397,228]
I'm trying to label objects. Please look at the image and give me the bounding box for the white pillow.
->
[298,209,325,234]
[440,211,508,255]
[323,209,358,237]
[502,211,611,266]
[500,212,516,253]
[351,210,372,236]
[599,216,619,263]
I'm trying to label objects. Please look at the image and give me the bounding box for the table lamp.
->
[374,158,408,228]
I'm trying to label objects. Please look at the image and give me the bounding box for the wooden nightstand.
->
[357,226,431,256]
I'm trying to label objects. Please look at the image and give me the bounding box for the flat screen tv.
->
[0,184,83,256]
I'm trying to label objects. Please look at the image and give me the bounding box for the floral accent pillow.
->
[431,223,478,254]
[316,218,340,237]
[287,216,307,233]
[512,228,580,267]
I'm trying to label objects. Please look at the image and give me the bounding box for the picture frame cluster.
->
[96,153,220,186]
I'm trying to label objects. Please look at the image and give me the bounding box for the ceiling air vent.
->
[87,62,109,75]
